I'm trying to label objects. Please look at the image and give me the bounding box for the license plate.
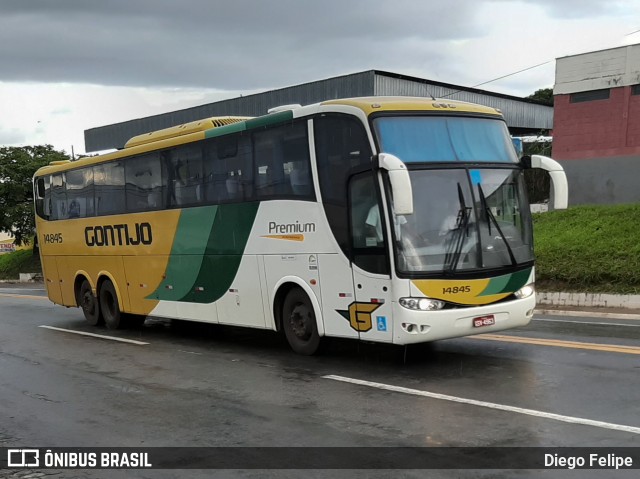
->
[473,315,495,328]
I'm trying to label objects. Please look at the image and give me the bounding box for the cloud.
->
[518,0,629,18]
[0,0,483,89]
[3,0,640,153]
[0,127,27,145]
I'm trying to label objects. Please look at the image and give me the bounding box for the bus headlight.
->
[399,297,445,311]
[514,283,535,299]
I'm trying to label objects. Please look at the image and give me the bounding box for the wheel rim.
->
[289,302,312,341]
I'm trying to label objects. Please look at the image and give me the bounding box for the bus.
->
[33,97,568,355]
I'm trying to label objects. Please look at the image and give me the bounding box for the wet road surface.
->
[0,286,638,478]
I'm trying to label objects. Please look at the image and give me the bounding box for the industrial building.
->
[553,44,640,204]
[84,70,552,152]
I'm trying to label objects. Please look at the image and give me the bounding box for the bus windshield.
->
[373,116,518,163]
[389,167,533,274]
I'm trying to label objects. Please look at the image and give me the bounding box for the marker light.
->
[514,283,535,299]
[399,297,445,311]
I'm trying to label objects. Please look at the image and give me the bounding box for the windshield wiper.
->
[444,183,472,273]
[477,184,517,266]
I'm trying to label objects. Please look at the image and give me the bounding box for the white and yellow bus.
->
[33,97,568,355]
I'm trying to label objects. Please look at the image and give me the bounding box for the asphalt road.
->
[1,285,639,478]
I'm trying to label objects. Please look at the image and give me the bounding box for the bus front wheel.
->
[99,279,123,330]
[78,279,102,326]
[282,287,323,355]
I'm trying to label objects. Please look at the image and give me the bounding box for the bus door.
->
[347,172,393,343]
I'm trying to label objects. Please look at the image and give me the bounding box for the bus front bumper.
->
[392,295,536,345]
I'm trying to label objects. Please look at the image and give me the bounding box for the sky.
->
[1,0,639,155]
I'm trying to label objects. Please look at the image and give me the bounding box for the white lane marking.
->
[0,288,46,292]
[535,309,640,321]
[323,375,640,435]
[534,318,640,328]
[39,326,149,345]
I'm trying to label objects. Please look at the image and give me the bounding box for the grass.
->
[533,204,640,294]
[0,248,42,280]
[2,205,639,294]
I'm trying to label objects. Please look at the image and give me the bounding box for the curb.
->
[537,291,640,310]
[534,309,640,321]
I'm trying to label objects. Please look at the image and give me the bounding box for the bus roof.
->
[35,97,503,176]
[124,116,251,149]
[320,96,503,116]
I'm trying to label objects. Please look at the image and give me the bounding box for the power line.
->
[441,60,552,98]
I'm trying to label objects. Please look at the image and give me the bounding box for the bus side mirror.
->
[378,153,413,215]
[522,154,569,210]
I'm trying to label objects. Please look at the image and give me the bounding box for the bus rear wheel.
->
[78,279,102,326]
[99,279,123,330]
[282,287,323,355]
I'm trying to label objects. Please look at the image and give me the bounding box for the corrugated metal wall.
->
[84,72,376,152]
[84,70,552,152]
[374,75,553,130]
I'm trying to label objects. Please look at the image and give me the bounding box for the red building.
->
[553,44,640,204]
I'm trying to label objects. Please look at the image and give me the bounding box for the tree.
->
[0,145,70,245]
[526,88,554,106]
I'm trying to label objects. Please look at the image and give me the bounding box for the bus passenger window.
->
[125,154,164,212]
[94,162,125,216]
[203,137,235,203]
[66,167,94,218]
[50,173,66,220]
[253,121,312,199]
[169,146,203,207]
[254,128,289,198]
[225,135,253,201]
[288,160,312,196]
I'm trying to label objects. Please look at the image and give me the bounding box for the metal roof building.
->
[84,70,553,152]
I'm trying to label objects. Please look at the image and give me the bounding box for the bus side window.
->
[254,127,289,198]
[94,162,125,216]
[202,134,252,204]
[349,172,389,275]
[314,114,372,256]
[66,167,94,218]
[169,145,203,207]
[225,135,253,201]
[125,153,164,212]
[35,176,51,220]
[203,137,234,203]
[50,173,66,220]
[284,123,313,198]
[253,121,313,200]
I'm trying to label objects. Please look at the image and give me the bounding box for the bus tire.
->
[282,287,322,355]
[99,279,123,330]
[78,279,102,326]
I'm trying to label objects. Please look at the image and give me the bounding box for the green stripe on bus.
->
[180,202,260,303]
[479,267,532,296]
[479,272,512,296]
[500,267,532,293]
[205,121,247,139]
[147,206,218,301]
[204,111,292,140]
[245,111,293,129]
[149,202,260,304]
